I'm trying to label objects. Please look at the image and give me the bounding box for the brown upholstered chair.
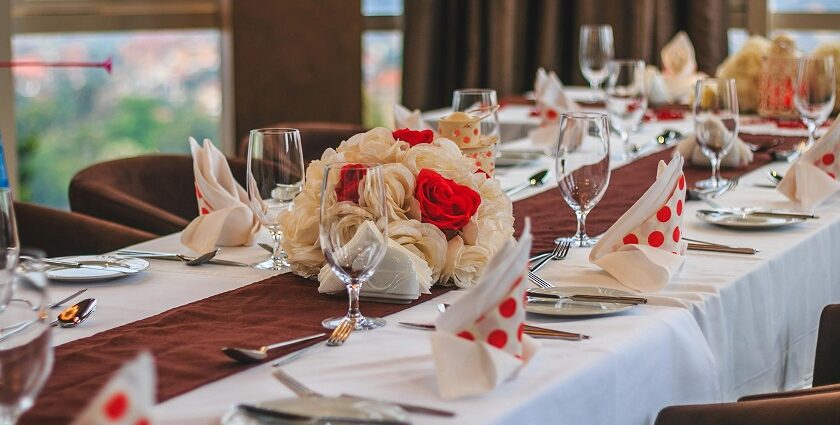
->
[15,202,155,257]
[68,154,246,235]
[655,304,840,424]
[654,390,840,425]
[238,122,366,163]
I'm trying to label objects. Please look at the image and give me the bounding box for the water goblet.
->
[693,79,739,190]
[794,56,836,148]
[579,25,615,101]
[606,60,647,159]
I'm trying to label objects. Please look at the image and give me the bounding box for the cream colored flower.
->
[401,138,476,183]
[716,35,771,112]
[389,219,447,280]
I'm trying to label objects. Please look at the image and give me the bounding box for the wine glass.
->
[452,88,501,144]
[0,189,20,310]
[0,260,52,425]
[246,128,305,271]
[319,162,389,330]
[794,56,836,148]
[606,60,647,158]
[555,112,611,247]
[579,25,614,100]
[693,79,739,190]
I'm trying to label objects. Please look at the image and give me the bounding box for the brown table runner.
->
[22,134,796,424]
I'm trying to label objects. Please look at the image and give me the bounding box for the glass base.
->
[694,177,731,191]
[555,234,598,248]
[251,256,291,272]
[322,315,386,331]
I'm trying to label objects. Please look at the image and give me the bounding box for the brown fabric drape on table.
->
[403,0,728,110]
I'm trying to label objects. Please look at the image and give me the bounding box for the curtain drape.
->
[402,0,728,110]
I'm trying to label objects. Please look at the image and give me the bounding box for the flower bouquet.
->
[280,127,515,288]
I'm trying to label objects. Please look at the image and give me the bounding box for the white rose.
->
[389,219,447,280]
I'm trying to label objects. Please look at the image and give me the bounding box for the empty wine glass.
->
[0,260,52,425]
[606,60,647,158]
[693,79,739,190]
[795,56,836,148]
[555,112,611,247]
[247,128,305,271]
[319,163,389,330]
[0,189,19,311]
[579,25,614,101]
[452,88,501,144]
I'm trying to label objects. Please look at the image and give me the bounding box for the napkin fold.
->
[180,138,260,253]
[675,122,754,168]
[590,155,687,292]
[429,220,539,400]
[393,104,433,131]
[317,221,432,301]
[660,31,705,103]
[72,353,155,425]
[530,68,581,154]
[778,114,840,209]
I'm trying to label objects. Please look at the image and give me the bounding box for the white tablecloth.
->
[43,113,840,424]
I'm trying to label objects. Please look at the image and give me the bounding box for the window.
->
[8,0,222,208]
[729,0,840,53]
[362,0,404,129]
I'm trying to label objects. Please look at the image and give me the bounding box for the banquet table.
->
[22,100,840,424]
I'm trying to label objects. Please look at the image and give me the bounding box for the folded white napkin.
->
[180,138,260,253]
[534,68,579,126]
[429,220,539,400]
[660,31,705,103]
[590,156,687,292]
[72,353,155,425]
[675,121,754,167]
[778,115,840,209]
[393,104,433,131]
[318,221,432,301]
[645,65,672,104]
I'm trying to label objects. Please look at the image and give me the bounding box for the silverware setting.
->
[236,403,411,425]
[695,187,816,220]
[12,288,88,310]
[528,271,554,289]
[530,240,571,272]
[272,368,456,418]
[627,128,684,156]
[326,318,355,347]
[41,258,138,274]
[524,291,647,305]
[766,170,784,186]
[116,249,249,267]
[398,321,589,341]
[503,169,549,197]
[687,178,739,202]
[222,333,326,363]
[1,298,97,340]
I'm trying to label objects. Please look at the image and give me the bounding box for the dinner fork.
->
[528,271,553,289]
[326,318,355,346]
[530,240,571,273]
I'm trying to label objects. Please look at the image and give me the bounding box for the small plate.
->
[695,210,805,229]
[496,150,544,167]
[525,286,637,317]
[222,396,408,425]
[46,256,149,282]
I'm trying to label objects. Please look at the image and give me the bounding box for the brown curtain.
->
[403,0,728,110]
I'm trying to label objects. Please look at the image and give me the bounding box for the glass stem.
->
[346,279,362,321]
[270,230,282,262]
[621,130,631,157]
[575,209,589,246]
[807,121,817,148]
[710,155,722,189]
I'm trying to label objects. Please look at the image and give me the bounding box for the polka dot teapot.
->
[438,105,500,176]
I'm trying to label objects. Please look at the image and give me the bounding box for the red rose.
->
[335,164,366,203]
[393,128,434,146]
[415,169,481,231]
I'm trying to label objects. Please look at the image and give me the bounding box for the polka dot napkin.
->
[529,68,581,155]
[778,114,840,210]
[181,137,260,253]
[71,353,155,425]
[589,155,688,292]
[429,220,539,400]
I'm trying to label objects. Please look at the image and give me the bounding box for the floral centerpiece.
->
[280,127,515,288]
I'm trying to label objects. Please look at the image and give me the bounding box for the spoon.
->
[179,249,219,266]
[51,298,97,328]
[504,169,549,197]
[768,170,784,185]
[222,333,326,363]
[258,243,274,253]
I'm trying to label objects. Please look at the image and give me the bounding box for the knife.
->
[686,243,758,255]
[43,259,138,274]
[116,250,249,267]
[339,395,455,418]
[697,208,817,220]
[525,291,647,305]
[397,322,589,340]
[237,404,412,425]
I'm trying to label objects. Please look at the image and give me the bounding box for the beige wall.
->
[229,0,362,150]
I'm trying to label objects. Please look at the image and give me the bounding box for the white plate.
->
[45,256,149,282]
[695,210,805,229]
[222,396,407,425]
[525,286,637,317]
[496,150,544,167]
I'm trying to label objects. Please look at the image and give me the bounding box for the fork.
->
[530,240,570,273]
[326,318,355,346]
[528,271,553,289]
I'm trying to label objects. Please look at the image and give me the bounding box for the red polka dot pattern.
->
[498,298,516,318]
[676,200,683,216]
[623,233,638,244]
[618,169,687,256]
[104,392,128,420]
[823,153,835,166]
[457,331,475,341]
[136,418,151,425]
[200,207,210,215]
[672,226,680,242]
[814,147,840,181]
[487,329,508,349]
[656,206,671,222]
[648,231,664,247]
